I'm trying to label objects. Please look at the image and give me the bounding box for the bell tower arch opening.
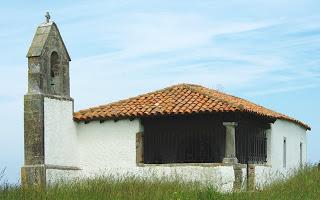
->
[50,51,61,94]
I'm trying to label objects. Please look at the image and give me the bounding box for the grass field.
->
[0,166,319,200]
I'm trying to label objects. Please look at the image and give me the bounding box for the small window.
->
[283,137,287,168]
[300,142,303,166]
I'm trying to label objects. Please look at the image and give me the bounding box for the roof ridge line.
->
[201,86,280,116]
[184,85,242,110]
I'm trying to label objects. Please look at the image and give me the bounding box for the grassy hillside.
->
[0,166,319,200]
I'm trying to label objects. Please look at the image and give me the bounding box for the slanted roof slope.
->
[73,84,310,130]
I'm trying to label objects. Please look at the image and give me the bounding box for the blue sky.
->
[0,0,319,183]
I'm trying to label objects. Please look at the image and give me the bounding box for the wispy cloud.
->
[245,84,320,96]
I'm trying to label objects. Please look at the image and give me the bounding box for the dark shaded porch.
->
[141,113,273,165]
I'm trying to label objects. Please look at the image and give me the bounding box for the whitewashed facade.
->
[43,97,308,191]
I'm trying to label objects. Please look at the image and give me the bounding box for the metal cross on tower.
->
[45,12,51,23]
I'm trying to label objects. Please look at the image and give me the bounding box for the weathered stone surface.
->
[27,22,70,61]
[24,94,45,165]
[27,22,71,97]
[247,164,255,191]
[136,132,144,164]
[222,157,238,164]
[222,122,238,164]
[233,164,243,191]
[21,165,46,188]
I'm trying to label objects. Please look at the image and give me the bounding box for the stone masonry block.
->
[21,165,46,188]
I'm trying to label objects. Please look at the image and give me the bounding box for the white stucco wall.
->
[255,119,308,188]
[270,119,307,171]
[75,119,235,191]
[137,165,235,191]
[46,169,80,185]
[44,97,78,167]
[77,119,141,170]
[43,111,308,191]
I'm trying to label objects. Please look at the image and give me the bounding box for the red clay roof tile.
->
[73,83,310,130]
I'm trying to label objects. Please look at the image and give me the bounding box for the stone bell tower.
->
[21,13,74,186]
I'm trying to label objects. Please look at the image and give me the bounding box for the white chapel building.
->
[21,17,310,191]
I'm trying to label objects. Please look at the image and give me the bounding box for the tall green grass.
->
[0,166,319,200]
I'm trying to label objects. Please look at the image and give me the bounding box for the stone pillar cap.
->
[223,122,238,127]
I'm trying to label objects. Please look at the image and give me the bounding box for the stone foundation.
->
[136,132,144,164]
[233,164,243,191]
[247,164,256,191]
[21,165,46,188]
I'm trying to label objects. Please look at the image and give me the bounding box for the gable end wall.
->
[270,119,307,170]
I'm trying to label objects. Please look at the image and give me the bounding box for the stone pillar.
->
[222,122,238,164]
[21,165,46,188]
[233,164,243,191]
[247,164,255,191]
[136,132,144,165]
[136,120,144,165]
[21,94,46,188]
[266,128,271,164]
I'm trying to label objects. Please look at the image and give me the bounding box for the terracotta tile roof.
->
[73,84,310,130]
